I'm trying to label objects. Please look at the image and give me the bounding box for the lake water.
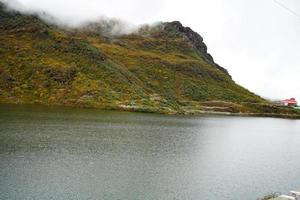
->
[1,104,300,200]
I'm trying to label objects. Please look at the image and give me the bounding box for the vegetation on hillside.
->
[0,3,299,117]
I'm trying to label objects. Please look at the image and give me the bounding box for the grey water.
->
[1,104,300,200]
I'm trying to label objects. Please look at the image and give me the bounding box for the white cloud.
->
[1,0,164,25]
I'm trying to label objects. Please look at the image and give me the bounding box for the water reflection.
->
[1,105,300,200]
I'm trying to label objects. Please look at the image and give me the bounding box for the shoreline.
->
[1,101,300,120]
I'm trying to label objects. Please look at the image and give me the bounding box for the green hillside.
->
[0,3,299,116]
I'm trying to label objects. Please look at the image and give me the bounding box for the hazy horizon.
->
[2,0,299,101]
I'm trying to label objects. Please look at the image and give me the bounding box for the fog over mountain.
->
[1,0,300,101]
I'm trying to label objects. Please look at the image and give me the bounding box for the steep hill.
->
[0,3,299,116]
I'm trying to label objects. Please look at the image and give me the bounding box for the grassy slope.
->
[0,4,299,116]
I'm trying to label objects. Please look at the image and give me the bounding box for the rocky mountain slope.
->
[0,3,299,116]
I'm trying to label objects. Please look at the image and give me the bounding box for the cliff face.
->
[0,3,267,114]
[164,21,211,60]
[163,21,231,77]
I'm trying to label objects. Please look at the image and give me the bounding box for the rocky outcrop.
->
[164,21,231,78]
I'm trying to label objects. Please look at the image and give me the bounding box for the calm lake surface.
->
[1,104,300,200]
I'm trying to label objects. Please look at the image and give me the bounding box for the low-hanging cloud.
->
[0,0,163,26]
[0,0,164,35]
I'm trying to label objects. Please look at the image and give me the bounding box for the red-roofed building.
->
[282,98,298,107]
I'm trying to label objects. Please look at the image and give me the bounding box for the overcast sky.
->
[2,0,300,101]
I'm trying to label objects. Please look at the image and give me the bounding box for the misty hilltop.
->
[0,2,299,117]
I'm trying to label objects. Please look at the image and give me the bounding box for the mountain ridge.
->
[163,21,231,77]
[1,2,299,117]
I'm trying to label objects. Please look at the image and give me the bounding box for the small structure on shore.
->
[276,195,296,200]
[271,195,296,200]
[271,190,300,200]
[289,191,300,200]
[282,98,298,107]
